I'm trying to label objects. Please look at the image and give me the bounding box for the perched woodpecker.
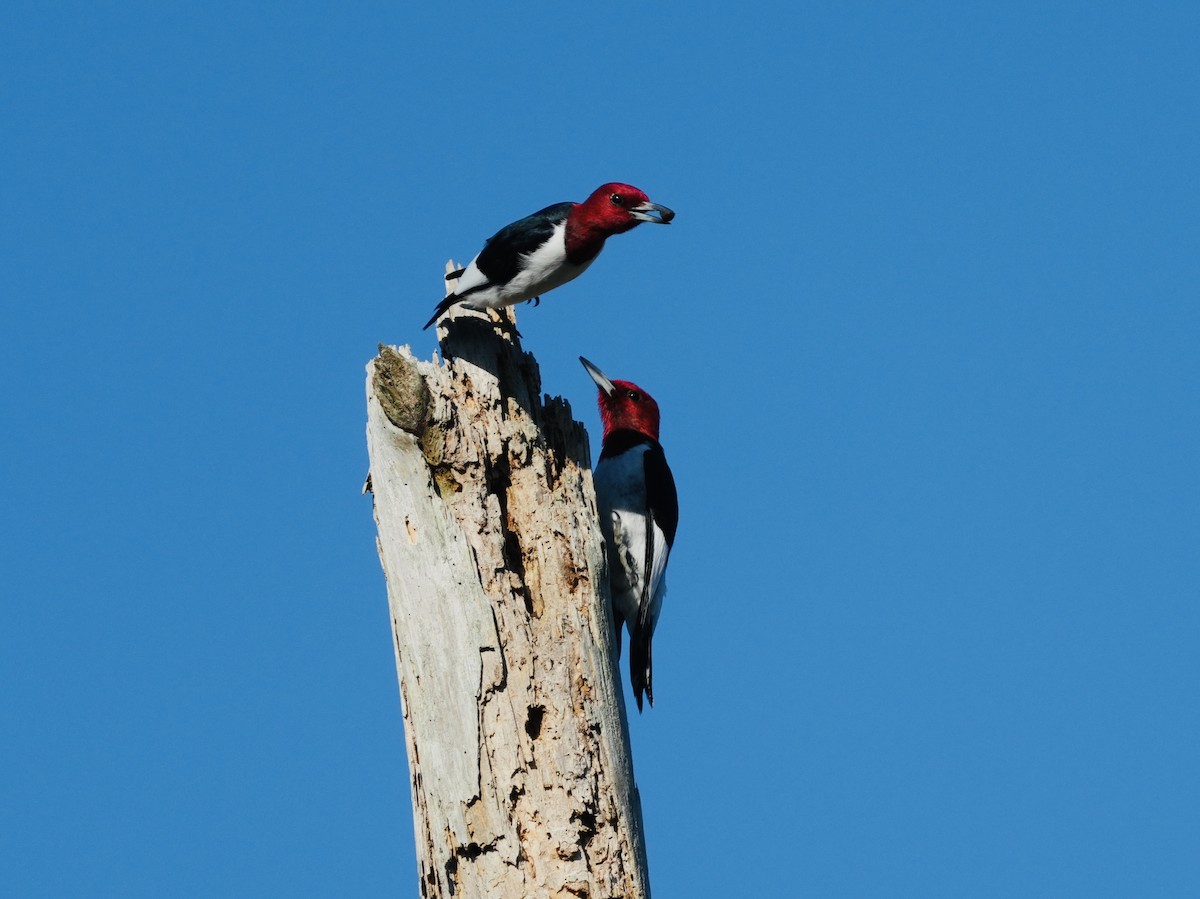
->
[423,183,674,330]
[581,356,679,712]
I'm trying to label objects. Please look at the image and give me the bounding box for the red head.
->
[565,183,674,262]
[580,356,662,442]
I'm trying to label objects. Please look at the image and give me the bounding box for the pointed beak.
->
[579,356,616,396]
[629,200,674,224]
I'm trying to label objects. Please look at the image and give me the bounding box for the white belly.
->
[455,221,598,309]
[594,447,668,627]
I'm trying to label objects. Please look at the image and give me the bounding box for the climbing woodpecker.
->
[581,356,679,712]
[423,183,674,330]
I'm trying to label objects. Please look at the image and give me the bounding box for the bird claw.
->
[524,296,541,307]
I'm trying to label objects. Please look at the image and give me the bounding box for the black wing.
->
[631,441,678,711]
[473,202,574,286]
[643,442,679,549]
[638,442,677,624]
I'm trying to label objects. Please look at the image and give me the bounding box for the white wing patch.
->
[643,518,670,629]
[451,253,491,298]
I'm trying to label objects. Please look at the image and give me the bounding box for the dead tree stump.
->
[364,267,650,898]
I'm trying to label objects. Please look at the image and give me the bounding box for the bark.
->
[364,269,650,899]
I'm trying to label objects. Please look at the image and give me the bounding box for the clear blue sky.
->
[3,2,1197,896]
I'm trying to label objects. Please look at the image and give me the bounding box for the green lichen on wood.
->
[419,421,446,468]
[374,345,431,436]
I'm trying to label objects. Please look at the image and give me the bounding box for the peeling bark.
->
[365,270,650,899]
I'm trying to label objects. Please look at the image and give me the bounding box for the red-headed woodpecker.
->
[423,183,674,330]
[581,356,679,712]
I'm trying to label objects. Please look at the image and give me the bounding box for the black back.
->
[473,202,574,287]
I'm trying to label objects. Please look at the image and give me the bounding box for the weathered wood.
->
[365,268,649,898]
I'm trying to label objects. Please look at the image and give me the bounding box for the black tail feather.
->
[422,295,458,331]
[630,626,653,712]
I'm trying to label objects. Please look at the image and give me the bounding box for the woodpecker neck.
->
[599,428,659,460]
[564,204,628,265]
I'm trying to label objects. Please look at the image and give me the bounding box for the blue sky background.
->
[3,2,1198,896]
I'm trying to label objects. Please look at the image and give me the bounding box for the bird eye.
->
[627,390,641,401]
[610,193,624,206]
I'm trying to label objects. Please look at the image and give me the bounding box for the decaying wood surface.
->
[364,265,650,899]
